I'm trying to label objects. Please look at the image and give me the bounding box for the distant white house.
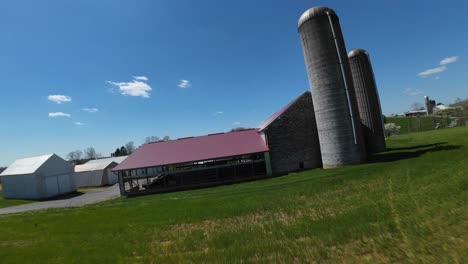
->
[0,154,76,200]
[433,104,459,113]
[73,156,127,187]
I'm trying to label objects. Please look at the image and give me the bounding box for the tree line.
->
[66,135,171,164]
[66,147,103,163]
[111,141,136,157]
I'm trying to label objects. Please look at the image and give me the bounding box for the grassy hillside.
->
[0,127,467,263]
[386,116,451,134]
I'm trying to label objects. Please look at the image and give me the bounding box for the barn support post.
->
[264,152,272,176]
[118,172,125,196]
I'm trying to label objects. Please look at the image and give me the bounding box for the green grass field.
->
[0,127,467,263]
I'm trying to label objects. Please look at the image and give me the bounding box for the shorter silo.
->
[348,48,386,154]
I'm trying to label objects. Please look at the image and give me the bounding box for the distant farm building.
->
[259,91,322,174]
[405,110,428,117]
[424,95,460,116]
[0,154,76,200]
[425,96,436,115]
[433,104,460,115]
[113,129,271,196]
[73,156,127,187]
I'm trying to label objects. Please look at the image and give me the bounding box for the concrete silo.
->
[298,6,366,168]
[348,48,386,154]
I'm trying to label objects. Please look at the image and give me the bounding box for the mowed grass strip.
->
[0,127,467,263]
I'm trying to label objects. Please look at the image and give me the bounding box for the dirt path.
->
[0,185,120,215]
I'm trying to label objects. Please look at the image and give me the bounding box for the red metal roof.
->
[113,129,269,171]
[258,91,309,131]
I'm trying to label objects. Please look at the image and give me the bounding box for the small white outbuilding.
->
[73,156,127,187]
[0,154,76,200]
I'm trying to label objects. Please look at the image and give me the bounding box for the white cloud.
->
[49,112,71,117]
[213,111,224,116]
[107,77,152,98]
[435,76,440,80]
[440,56,459,65]
[133,76,149,81]
[418,66,446,78]
[178,79,191,88]
[48,95,72,104]
[83,108,99,113]
[74,122,85,125]
[404,88,423,96]
[233,121,241,125]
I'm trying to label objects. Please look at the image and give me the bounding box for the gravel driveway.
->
[0,185,120,215]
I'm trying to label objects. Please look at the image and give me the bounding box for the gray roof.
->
[435,105,454,110]
[0,154,54,176]
[298,6,336,28]
[74,156,128,172]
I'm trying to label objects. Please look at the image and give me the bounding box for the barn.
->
[73,156,127,187]
[259,91,322,175]
[0,154,76,200]
[113,129,271,196]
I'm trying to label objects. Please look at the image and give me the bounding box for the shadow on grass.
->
[369,143,461,163]
[40,191,85,201]
[386,142,448,151]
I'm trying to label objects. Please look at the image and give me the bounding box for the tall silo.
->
[298,6,366,168]
[348,48,386,154]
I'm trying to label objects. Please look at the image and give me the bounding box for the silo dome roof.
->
[298,6,336,28]
[348,48,369,58]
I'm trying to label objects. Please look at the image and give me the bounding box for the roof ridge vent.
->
[208,132,225,136]
[177,136,195,140]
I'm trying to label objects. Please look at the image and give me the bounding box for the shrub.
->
[384,123,400,138]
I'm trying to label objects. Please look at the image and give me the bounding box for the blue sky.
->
[0,0,467,166]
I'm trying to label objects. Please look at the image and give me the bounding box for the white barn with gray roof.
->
[0,154,76,200]
[73,156,127,187]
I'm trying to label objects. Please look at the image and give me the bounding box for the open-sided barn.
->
[73,156,127,187]
[0,154,76,200]
[113,129,271,196]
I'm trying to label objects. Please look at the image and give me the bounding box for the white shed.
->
[73,156,127,187]
[0,154,76,200]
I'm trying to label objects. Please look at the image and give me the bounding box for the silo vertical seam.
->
[326,11,357,145]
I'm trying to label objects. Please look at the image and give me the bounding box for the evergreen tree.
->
[120,146,128,156]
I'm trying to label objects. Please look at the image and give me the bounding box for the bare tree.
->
[84,147,100,159]
[453,97,463,105]
[66,150,83,162]
[411,102,424,111]
[125,141,136,154]
[145,136,160,144]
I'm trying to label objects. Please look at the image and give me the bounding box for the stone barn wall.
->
[263,92,322,175]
